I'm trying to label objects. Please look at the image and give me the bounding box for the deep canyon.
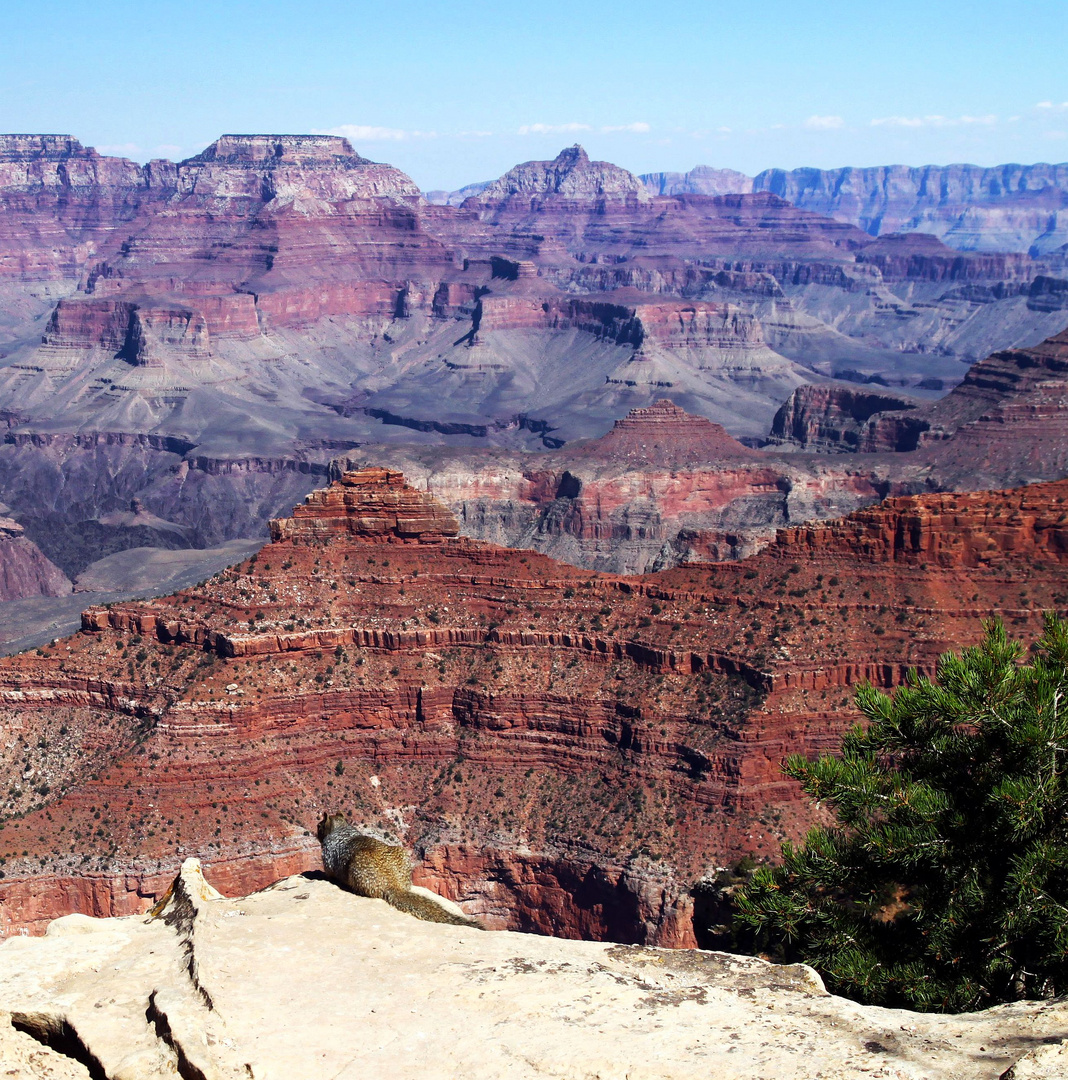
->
[0,466,1066,944]
[0,131,1067,949]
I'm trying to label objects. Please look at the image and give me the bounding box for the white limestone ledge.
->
[1,858,1066,1079]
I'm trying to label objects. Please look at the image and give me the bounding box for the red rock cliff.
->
[269,467,459,541]
[0,471,1064,945]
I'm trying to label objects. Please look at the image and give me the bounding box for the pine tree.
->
[733,614,1068,1012]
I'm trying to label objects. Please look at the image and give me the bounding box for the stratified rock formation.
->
[0,133,1066,599]
[769,327,1068,489]
[766,385,923,452]
[0,469,1065,946]
[352,400,900,572]
[268,467,459,542]
[641,161,1068,255]
[770,481,1068,565]
[2,859,1066,1080]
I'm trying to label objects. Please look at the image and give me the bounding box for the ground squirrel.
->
[317,812,483,928]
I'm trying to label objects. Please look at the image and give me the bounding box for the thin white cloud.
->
[517,122,592,135]
[600,122,651,134]
[151,144,184,158]
[871,116,926,128]
[804,115,844,130]
[871,114,997,128]
[314,124,436,142]
[1035,101,1068,111]
[97,142,142,156]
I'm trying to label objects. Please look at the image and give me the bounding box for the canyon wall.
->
[0,470,1063,945]
[0,133,1066,633]
[348,400,900,573]
[640,161,1068,255]
[767,326,1068,490]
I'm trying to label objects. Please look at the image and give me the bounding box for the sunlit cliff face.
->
[0,468,1065,941]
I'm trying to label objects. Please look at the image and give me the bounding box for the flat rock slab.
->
[1,860,1066,1079]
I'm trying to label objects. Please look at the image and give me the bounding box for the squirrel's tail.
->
[383,889,484,929]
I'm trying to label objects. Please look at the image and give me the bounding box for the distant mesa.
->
[638,161,1068,256]
[186,133,371,166]
[0,134,89,160]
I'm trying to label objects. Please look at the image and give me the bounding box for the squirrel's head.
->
[317,811,347,842]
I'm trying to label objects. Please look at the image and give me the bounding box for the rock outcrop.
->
[767,327,1068,490]
[5,859,1066,1080]
[341,399,900,573]
[269,466,459,542]
[771,481,1068,567]
[1,470,1066,945]
[0,518,72,601]
[766,385,921,452]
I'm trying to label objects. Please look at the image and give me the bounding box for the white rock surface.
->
[1,858,1066,1079]
[0,1019,89,1079]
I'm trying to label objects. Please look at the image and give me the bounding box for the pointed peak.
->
[554,144,590,166]
[574,400,760,466]
[481,145,647,202]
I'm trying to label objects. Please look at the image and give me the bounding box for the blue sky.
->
[2,0,1067,189]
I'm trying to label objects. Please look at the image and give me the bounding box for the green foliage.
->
[734,615,1068,1012]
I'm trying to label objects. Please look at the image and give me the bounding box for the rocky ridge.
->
[639,161,1068,255]
[768,327,1068,489]
[0,469,1065,945]
[3,857,1067,1080]
[346,400,902,573]
[0,135,1064,604]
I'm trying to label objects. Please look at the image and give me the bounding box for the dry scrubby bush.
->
[735,614,1068,1012]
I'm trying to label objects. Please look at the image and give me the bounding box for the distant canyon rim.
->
[0,132,1066,946]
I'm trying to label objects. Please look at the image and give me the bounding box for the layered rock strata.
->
[640,161,1068,255]
[268,466,459,542]
[0,134,1063,589]
[768,327,1068,489]
[766,385,922,452]
[353,400,901,573]
[0,470,1064,945]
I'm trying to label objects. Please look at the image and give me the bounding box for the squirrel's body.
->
[317,813,482,929]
